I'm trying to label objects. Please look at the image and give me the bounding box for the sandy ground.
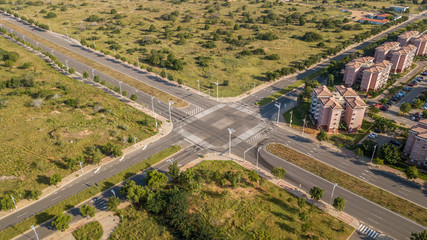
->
[348,9,375,21]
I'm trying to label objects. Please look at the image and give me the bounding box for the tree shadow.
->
[36,175,50,185]
[271,211,295,222]
[35,211,54,224]
[276,221,297,234]
[266,197,299,214]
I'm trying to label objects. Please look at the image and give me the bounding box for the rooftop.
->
[392,44,417,55]
[313,85,332,97]
[398,31,420,40]
[415,34,427,42]
[345,96,367,109]
[320,98,343,109]
[360,18,389,24]
[376,13,392,18]
[364,60,392,73]
[376,42,400,52]
[346,56,375,69]
[334,85,358,97]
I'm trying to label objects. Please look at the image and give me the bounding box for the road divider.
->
[267,143,427,227]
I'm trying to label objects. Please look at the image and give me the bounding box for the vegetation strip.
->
[267,143,427,227]
[0,145,181,240]
[0,19,187,108]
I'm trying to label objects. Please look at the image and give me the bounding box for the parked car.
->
[373,104,382,108]
[374,129,381,133]
[397,91,405,97]
[410,98,418,105]
[415,112,420,117]
[408,83,414,87]
[421,71,427,76]
[368,133,376,139]
[416,76,423,81]
[421,105,427,110]
[403,86,412,91]
[380,105,389,111]
[390,140,401,146]
[387,100,395,105]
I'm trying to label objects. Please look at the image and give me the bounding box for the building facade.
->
[360,60,392,92]
[374,42,400,62]
[414,34,427,56]
[398,31,419,46]
[397,31,427,56]
[343,57,375,87]
[403,119,427,169]
[310,85,367,133]
[390,44,417,73]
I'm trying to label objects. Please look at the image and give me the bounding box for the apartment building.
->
[310,85,367,133]
[360,60,392,92]
[343,57,375,86]
[414,34,427,56]
[398,31,427,56]
[398,31,419,45]
[374,42,400,62]
[390,44,417,73]
[403,119,427,169]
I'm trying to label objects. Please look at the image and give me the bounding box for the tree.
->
[0,195,14,211]
[108,196,121,211]
[333,197,346,211]
[379,98,388,105]
[145,170,168,190]
[102,142,122,157]
[248,170,260,183]
[411,230,427,240]
[309,186,324,201]
[82,71,89,79]
[317,130,328,141]
[68,68,75,74]
[327,74,334,86]
[93,75,100,82]
[130,94,137,101]
[50,173,62,186]
[400,102,412,114]
[414,98,425,109]
[355,148,364,158]
[168,161,180,180]
[80,204,96,218]
[52,213,72,231]
[405,166,419,180]
[271,167,286,179]
[423,110,427,119]
[26,190,42,200]
[148,24,156,32]
[378,144,401,164]
[120,180,150,204]
[373,117,395,133]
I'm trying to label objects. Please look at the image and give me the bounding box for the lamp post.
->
[119,81,122,94]
[151,96,158,131]
[197,79,200,93]
[330,183,338,205]
[302,116,306,136]
[79,161,83,173]
[227,128,235,155]
[64,28,69,39]
[289,110,293,127]
[243,144,256,163]
[91,69,95,78]
[213,81,219,102]
[168,101,173,123]
[50,49,54,55]
[10,195,17,210]
[274,102,281,126]
[370,144,377,163]
[257,147,262,169]
[31,225,39,240]
[65,59,69,70]
[36,42,39,48]
[111,189,116,198]
[136,57,140,69]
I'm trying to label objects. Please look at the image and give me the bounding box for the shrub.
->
[82,71,89,79]
[52,213,72,231]
[266,54,280,60]
[45,12,57,18]
[50,173,62,186]
[68,68,75,74]
[130,94,137,101]
[316,130,328,141]
[93,75,100,82]
[302,31,323,42]
[333,197,346,211]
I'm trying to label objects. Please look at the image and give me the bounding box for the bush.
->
[68,68,75,74]
[50,173,62,186]
[102,142,123,157]
[82,71,89,79]
[52,213,72,231]
[130,94,137,101]
[45,12,57,18]
[302,31,323,42]
[317,130,328,141]
[72,221,103,240]
[266,54,280,60]
[333,197,346,211]
[271,167,286,179]
[108,196,121,211]
[405,166,419,180]
[93,76,100,82]
[80,205,96,218]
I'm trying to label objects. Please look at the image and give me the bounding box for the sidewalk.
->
[0,33,173,221]
[181,153,360,230]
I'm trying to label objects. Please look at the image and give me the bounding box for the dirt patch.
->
[51,110,60,114]
[53,128,93,139]
[348,10,375,21]
[0,176,18,181]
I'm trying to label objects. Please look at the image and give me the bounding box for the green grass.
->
[0,35,158,200]
[257,80,305,106]
[329,120,373,149]
[0,145,181,240]
[72,221,103,240]
[0,0,376,97]
[110,160,353,239]
[283,101,313,127]
[267,143,427,227]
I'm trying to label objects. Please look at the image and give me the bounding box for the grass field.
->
[0,35,157,204]
[72,221,103,240]
[0,145,181,240]
[0,0,376,97]
[111,160,353,239]
[267,143,427,227]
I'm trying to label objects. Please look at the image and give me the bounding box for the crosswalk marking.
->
[184,106,203,116]
[358,224,380,239]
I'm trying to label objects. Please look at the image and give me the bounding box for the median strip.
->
[0,19,188,108]
[0,145,181,240]
[267,143,427,227]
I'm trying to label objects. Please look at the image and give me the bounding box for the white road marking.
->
[94,167,101,173]
[367,218,379,224]
[400,187,411,192]
[17,212,28,218]
[119,156,124,162]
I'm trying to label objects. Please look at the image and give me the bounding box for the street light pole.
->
[370,144,377,163]
[91,69,95,78]
[213,81,219,102]
[151,96,158,131]
[168,101,173,123]
[197,79,200,93]
[10,195,17,210]
[290,110,293,128]
[79,161,83,173]
[65,28,69,39]
[31,225,39,240]
[227,128,235,155]
[302,116,306,136]
[274,102,281,126]
[243,144,256,163]
[119,81,122,94]
[111,189,116,198]
[257,147,262,169]
[330,183,338,204]
[136,57,140,69]
[50,49,54,55]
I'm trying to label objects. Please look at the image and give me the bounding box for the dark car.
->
[390,140,401,146]
[380,106,389,111]
[374,129,381,133]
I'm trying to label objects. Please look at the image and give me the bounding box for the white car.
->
[368,133,376,139]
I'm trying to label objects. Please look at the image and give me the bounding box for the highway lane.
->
[14,145,202,240]
[233,139,427,240]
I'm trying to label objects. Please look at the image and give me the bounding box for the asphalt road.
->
[0,11,426,240]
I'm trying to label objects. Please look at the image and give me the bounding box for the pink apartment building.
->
[374,42,416,73]
[310,85,367,133]
[403,119,427,169]
[398,31,427,56]
[343,57,392,92]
